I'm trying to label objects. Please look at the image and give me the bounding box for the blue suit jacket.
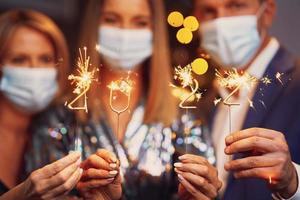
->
[216,47,300,200]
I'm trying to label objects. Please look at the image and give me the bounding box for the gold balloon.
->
[183,16,199,31]
[176,28,193,44]
[191,58,209,75]
[167,11,184,27]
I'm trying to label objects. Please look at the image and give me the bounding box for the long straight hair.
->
[0,9,70,102]
[77,0,178,126]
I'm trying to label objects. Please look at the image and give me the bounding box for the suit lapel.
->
[242,47,295,129]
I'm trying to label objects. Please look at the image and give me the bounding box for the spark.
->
[261,76,272,85]
[214,98,222,106]
[269,176,272,184]
[215,68,257,134]
[174,65,201,109]
[275,72,284,85]
[215,68,258,106]
[108,76,133,140]
[65,47,98,113]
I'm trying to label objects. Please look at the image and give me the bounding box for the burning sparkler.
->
[108,77,133,139]
[65,47,98,152]
[173,58,208,152]
[65,47,98,113]
[215,68,258,133]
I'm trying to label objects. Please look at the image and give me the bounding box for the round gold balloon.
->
[191,58,209,75]
[176,28,193,44]
[183,16,199,31]
[167,11,184,27]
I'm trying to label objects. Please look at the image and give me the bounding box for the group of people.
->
[0,0,299,200]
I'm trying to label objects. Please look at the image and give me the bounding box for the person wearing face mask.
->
[28,0,223,199]
[0,9,86,200]
[185,0,300,199]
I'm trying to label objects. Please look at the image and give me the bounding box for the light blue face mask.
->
[0,66,58,114]
[199,4,267,69]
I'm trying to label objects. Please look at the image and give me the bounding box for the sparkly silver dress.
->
[26,103,215,200]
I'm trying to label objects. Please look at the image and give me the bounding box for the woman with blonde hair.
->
[0,9,83,199]
[31,0,222,199]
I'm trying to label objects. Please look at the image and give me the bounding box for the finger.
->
[225,136,278,155]
[177,174,210,200]
[225,128,283,146]
[39,152,81,179]
[42,167,83,199]
[81,168,118,181]
[80,154,114,171]
[76,178,115,191]
[233,167,271,180]
[96,149,118,163]
[178,154,209,165]
[181,171,218,199]
[225,156,278,171]
[174,163,210,180]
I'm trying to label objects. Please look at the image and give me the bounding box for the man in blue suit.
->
[182,0,300,199]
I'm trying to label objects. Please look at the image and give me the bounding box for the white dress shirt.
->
[211,37,300,199]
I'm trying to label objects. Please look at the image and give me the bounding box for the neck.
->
[239,36,271,72]
[0,96,31,136]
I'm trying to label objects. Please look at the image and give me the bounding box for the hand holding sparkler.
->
[224,128,298,199]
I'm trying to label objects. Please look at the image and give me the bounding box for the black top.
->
[0,181,8,196]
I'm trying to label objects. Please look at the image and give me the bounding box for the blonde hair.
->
[0,9,70,101]
[77,0,178,126]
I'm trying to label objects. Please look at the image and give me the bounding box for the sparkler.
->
[215,68,258,134]
[65,47,98,112]
[65,47,98,151]
[173,59,208,152]
[108,77,133,140]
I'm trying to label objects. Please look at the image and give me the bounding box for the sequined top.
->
[26,103,215,200]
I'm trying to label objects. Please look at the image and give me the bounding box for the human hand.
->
[77,149,122,200]
[175,154,222,200]
[225,128,298,198]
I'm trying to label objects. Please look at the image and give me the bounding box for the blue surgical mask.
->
[199,4,266,69]
[0,66,58,114]
[98,26,153,71]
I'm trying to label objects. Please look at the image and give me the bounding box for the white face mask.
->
[0,66,58,114]
[98,26,153,71]
[199,5,266,69]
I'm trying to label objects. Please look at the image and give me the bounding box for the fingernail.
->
[174,162,183,168]
[224,163,230,171]
[79,168,83,175]
[109,170,118,176]
[76,158,81,166]
[224,147,230,154]
[107,178,114,182]
[110,163,117,168]
[178,155,185,160]
[178,174,184,182]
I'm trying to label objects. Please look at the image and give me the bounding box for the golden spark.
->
[65,47,98,113]
[174,65,200,109]
[275,72,284,85]
[215,68,258,107]
[108,77,133,115]
[261,76,272,85]
[214,98,222,106]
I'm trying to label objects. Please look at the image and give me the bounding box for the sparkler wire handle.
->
[179,79,199,109]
